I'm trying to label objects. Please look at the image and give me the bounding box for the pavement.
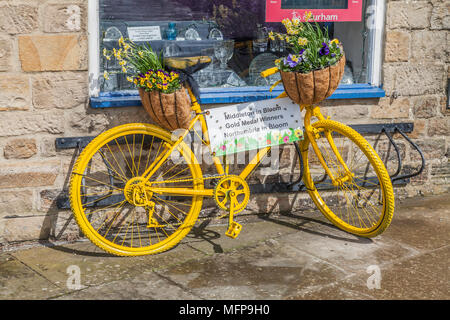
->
[0,193,449,300]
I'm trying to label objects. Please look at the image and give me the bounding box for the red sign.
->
[266,0,363,22]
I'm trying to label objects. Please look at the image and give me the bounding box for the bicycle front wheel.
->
[302,120,394,238]
[69,123,204,256]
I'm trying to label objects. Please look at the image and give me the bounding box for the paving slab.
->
[0,255,64,299]
[379,195,450,251]
[160,241,348,300]
[56,271,199,300]
[10,240,205,291]
[292,246,449,300]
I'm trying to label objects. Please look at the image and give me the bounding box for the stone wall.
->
[0,0,448,248]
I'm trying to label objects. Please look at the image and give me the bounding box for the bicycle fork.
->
[302,105,354,187]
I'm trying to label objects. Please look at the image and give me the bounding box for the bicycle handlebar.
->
[261,67,279,78]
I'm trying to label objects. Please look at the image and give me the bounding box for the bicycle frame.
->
[139,85,350,197]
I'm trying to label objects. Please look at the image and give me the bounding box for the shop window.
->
[88,0,386,106]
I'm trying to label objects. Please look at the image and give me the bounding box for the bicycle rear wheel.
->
[302,120,394,237]
[69,123,204,256]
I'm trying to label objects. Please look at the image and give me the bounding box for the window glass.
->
[99,0,371,93]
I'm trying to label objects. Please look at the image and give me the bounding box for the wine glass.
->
[214,40,234,70]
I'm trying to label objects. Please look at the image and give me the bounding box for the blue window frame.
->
[90,84,385,108]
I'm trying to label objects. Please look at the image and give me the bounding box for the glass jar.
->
[166,22,177,40]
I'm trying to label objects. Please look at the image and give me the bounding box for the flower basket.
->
[139,87,192,131]
[280,54,346,105]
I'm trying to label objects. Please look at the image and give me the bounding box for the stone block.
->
[410,138,446,161]
[0,4,38,35]
[0,160,60,189]
[371,97,410,119]
[1,216,51,242]
[3,138,37,159]
[67,108,109,134]
[427,117,450,136]
[0,75,31,111]
[411,31,449,62]
[0,190,34,218]
[41,3,86,33]
[385,31,410,62]
[0,37,12,72]
[430,2,450,30]
[407,119,426,139]
[18,34,87,72]
[387,1,432,30]
[0,111,64,137]
[413,95,439,119]
[32,72,88,109]
[383,64,446,96]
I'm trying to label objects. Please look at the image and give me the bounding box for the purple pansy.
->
[319,42,330,56]
[284,54,299,68]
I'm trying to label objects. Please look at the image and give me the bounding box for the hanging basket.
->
[139,87,192,131]
[280,54,346,105]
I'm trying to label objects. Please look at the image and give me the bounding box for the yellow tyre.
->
[69,123,204,256]
[302,120,394,237]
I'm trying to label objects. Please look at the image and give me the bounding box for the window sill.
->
[90,84,386,108]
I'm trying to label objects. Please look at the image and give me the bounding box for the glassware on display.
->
[163,42,182,58]
[214,40,234,70]
[166,22,177,40]
[248,53,281,86]
[208,28,223,40]
[185,27,200,40]
[253,24,268,53]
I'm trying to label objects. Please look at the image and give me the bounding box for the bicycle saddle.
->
[164,56,211,74]
[164,56,212,100]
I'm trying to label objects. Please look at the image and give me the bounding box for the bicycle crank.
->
[214,175,250,239]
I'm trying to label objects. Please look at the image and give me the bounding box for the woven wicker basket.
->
[280,54,346,105]
[139,87,192,131]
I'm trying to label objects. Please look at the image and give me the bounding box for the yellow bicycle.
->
[69,58,394,256]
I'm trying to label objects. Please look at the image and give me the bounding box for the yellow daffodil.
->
[268,31,275,41]
[304,11,313,22]
[297,37,308,46]
[103,71,110,80]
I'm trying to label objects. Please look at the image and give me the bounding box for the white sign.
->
[205,98,304,156]
[127,26,162,41]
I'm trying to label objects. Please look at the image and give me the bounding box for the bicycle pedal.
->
[225,222,242,239]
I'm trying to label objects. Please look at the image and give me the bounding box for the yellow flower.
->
[297,37,308,46]
[126,76,134,83]
[287,27,299,35]
[103,48,108,57]
[121,66,127,73]
[292,18,300,26]
[331,39,340,45]
[268,31,275,41]
[304,11,313,22]
[138,51,144,58]
[118,36,125,47]
[277,33,285,40]
[119,60,127,66]
[103,71,109,80]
